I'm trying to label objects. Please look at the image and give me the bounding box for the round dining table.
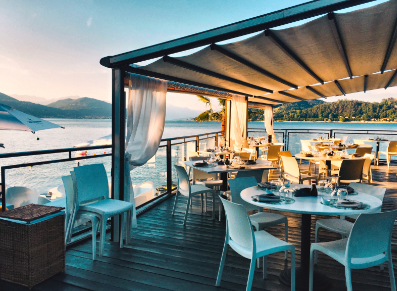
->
[241,185,382,291]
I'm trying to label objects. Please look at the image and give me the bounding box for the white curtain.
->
[230,96,247,150]
[263,105,277,142]
[125,73,167,227]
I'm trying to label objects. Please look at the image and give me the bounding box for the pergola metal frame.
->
[101,0,376,241]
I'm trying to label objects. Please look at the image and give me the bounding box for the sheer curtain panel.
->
[125,73,167,227]
[230,96,247,150]
[264,105,277,142]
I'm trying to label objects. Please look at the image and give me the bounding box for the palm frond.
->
[197,95,211,108]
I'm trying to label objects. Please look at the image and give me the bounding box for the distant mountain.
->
[47,97,111,118]
[0,92,111,119]
[10,94,82,105]
[166,105,201,120]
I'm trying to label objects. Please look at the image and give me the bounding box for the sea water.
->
[0,119,396,194]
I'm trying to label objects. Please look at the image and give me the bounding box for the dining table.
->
[241,184,382,291]
[365,139,389,165]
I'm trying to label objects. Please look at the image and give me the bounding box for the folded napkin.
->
[294,187,312,197]
[257,182,276,189]
[336,199,363,209]
[252,193,281,202]
[336,186,354,194]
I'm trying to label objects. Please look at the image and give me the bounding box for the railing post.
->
[330,129,333,139]
[166,140,172,194]
[1,167,5,212]
[215,133,218,147]
[196,136,199,152]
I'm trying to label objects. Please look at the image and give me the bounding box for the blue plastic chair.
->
[216,197,295,291]
[228,177,289,259]
[310,210,397,291]
[71,164,134,256]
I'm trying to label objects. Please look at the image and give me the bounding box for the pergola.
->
[99,0,397,237]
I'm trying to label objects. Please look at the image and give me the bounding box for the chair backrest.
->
[235,169,264,183]
[72,164,109,205]
[361,155,372,180]
[347,210,397,260]
[354,139,365,145]
[5,187,39,208]
[267,145,281,160]
[339,159,365,182]
[187,151,199,158]
[355,147,372,156]
[279,151,292,158]
[62,175,75,223]
[348,182,386,202]
[228,177,259,212]
[301,140,312,151]
[281,156,300,178]
[174,164,190,196]
[388,141,397,152]
[220,197,254,252]
[235,152,251,160]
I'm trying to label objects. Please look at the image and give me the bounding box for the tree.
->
[339,116,345,122]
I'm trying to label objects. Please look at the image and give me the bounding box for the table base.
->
[279,267,332,291]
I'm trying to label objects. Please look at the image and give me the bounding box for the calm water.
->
[1,119,396,193]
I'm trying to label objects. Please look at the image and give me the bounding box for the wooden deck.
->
[3,161,397,291]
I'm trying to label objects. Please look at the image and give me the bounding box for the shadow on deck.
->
[2,161,397,291]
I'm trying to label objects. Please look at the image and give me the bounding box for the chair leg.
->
[212,192,215,220]
[314,224,320,264]
[183,195,191,225]
[246,258,256,291]
[291,249,295,291]
[201,193,204,213]
[99,216,107,256]
[126,210,131,245]
[388,256,396,291]
[205,193,207,213]
[172,192,179,216]
[309,249,314,291]
[120,213,125,249]
[284,220,288,259]
[345,266,353,291]
[262,256,267,279]
[216,241,228,286]
[91,216,97,260]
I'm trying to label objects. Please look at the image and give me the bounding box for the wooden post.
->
[225,100,231,147]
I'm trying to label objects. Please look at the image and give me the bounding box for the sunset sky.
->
[1,0,394,112]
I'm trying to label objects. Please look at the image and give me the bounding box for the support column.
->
[244,96,249,140]
[111,68,126,242]
[225,100,231,147]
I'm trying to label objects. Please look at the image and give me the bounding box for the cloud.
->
[87,17,92,27]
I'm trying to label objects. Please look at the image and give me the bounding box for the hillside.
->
[0,92,111,119]
[273,99,397,121]
[47,97,111,118]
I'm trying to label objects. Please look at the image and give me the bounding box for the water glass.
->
[337,188,348,201]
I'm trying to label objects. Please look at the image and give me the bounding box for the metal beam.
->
[385,70,397,89]
[163,56,273,93]
[306,86,325,98]
[248,101,274,108]
[364,75,368,93]
[100,0,374,67]
[265,30,324,84]
[328,12,353,78]
[381,18,397,73]
[334,80,345,95]
[124,66,248,97]
[251,96,286,104]
[278,91,306,101]
[210,43,298,89]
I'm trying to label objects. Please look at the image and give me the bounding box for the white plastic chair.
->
[173,164,215,225]
[314,183,386,263]
[71,164,134,256]
[216,197,295,291]
[362,154,374,183]
[281,156,318,184]
[5,187,39,208]
[379,141,397,168]
[62,175,101,260]
[310,210,397,291]
[228,177,289,258]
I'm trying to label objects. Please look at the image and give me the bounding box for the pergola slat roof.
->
[101,0,397,108]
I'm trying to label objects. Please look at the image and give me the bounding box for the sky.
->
[0,0,394,112]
